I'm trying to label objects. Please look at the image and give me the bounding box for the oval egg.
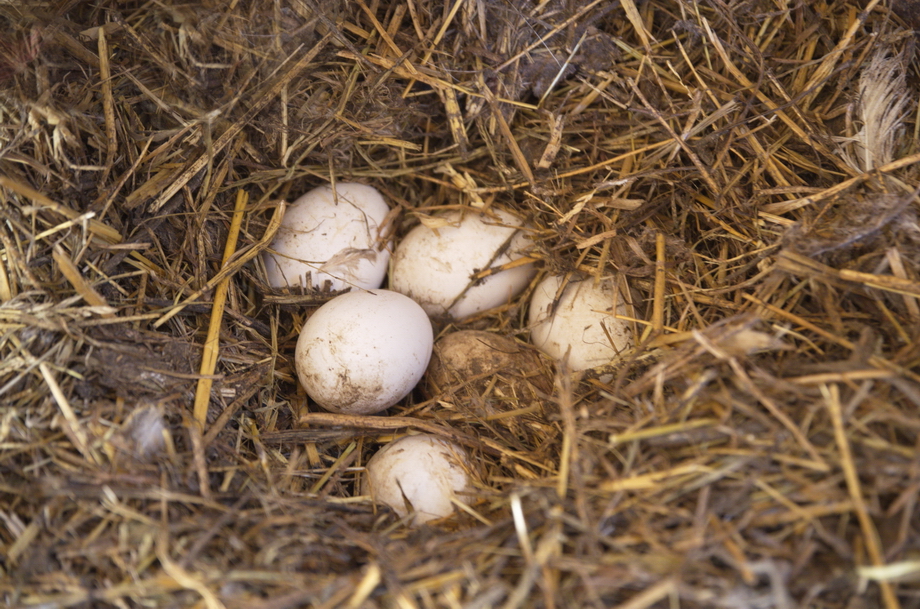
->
[295,289,433,414]
[364,434,472,525]
[264,183,391,292]
[425,329,553,401]
[528,275,634,371]
[389,209,535,320]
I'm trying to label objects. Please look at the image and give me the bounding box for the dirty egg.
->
[528,275,634,372]
[295,289,433,415]
[424,329,553,402]
[388,208,535,320]
[264,183,391,292]
[364,433,472,525]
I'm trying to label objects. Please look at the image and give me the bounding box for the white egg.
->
[264,183,391,292]
[528,275,634,371]
[295,289,433,415]
[389,208,535,320]
[364,434,472,525]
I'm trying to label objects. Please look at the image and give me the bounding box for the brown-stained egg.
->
[425,330,554,413]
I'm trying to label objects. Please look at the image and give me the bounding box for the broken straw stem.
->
[193,189,248,427]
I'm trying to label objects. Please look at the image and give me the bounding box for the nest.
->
[2,0,920,607]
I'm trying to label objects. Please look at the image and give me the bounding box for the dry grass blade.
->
[193,189,249,426]
[824,383,899,609]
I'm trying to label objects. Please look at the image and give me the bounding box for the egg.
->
[263,183,391,292]
[295,289,433,415]
[425,329,553,402]
[364,434,472,525]
[389,208,536,320]
[528,275,634,371]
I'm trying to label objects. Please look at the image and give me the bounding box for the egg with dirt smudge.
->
[264,183,391,292]
[295,289,433,414]
[389,208,535,320]
[529,275,634,371]
[364,434,473,525]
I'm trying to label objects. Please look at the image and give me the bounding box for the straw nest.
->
[2,0,920,607]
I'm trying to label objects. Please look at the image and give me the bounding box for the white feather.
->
[840,51,911,172]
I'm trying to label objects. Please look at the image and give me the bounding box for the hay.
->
[1,0,919,607]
